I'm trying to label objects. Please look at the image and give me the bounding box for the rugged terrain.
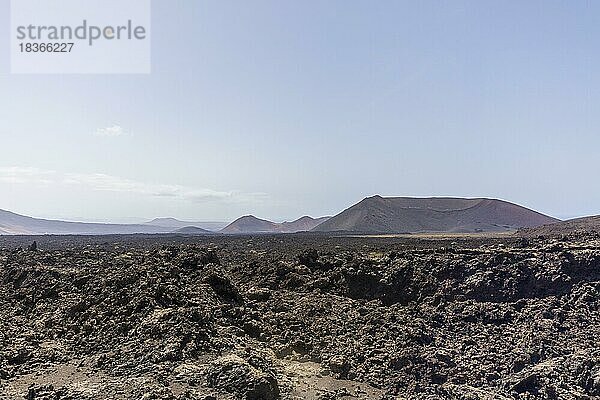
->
[0,232,598,399]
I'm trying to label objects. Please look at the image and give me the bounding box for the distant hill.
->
[0,197,560,236]
[312,196,558,234]
[221,215,330,234]
[220,216,276,234]
[0,209,327,236]
[281,216,330,232]
[519,216,600,237]
[0,209,170,235]
[174,226,216,235]
[146,218,226,231]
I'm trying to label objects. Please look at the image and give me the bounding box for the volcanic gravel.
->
[0,234,598,399]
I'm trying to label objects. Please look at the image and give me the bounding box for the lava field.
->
[0,234,599,399]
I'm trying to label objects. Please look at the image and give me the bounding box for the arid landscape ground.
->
[0,230,598,399]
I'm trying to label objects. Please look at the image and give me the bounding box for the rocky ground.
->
[0,233,598,399]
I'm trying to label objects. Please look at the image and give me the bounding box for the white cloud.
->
[95,125,123,137]
[0,167,267,205]
[0,167,55,185]
[61,172,249,203]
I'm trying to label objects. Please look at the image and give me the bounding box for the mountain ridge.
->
[0,197,560,236]
[221,215,330,234]
[312,196,559,233]
[0,209,330,235]
[519,215,600,237]
[0,209,169,235]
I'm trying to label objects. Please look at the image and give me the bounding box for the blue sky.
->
[0,0,599,222]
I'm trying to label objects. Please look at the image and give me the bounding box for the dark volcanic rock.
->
[0,235,598,399]
[206,354,279,399]
[204,271,242,304]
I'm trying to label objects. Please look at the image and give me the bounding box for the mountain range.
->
[0,209,168,235]
[0,195,574,235]
[221,215,330,234]
[0,209,328,235]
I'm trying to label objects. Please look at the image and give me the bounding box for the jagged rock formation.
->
[0,234,598,399]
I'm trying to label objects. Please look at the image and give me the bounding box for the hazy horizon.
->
[2,1,600,222]
[0,194,590,225]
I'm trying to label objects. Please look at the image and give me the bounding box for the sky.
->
[0,0,599,222]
